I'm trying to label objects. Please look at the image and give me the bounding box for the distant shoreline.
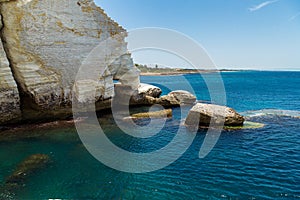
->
[139,69,300,76]
[140,69,241,76]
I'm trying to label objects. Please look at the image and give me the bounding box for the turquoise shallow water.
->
[0,71,300,199]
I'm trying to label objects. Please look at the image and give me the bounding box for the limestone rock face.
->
[0,0,139,110]
[185,103,245,127]
[0,15,21,123]
[0,0,140,124]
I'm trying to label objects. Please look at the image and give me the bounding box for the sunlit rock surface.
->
[0,0,140,124]
[0,14,21,124]
[185,103,245,127]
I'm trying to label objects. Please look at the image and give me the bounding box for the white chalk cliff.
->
[0,0,140,124]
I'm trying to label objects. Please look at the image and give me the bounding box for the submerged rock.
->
[2,154,51,196]
[127,109,172,119]
[185,103,245,128]
[0,119,80,142]
[224,121,265,130]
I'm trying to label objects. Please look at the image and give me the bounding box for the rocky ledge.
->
[124,109,173,120]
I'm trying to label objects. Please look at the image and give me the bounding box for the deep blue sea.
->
[0,71,299,199]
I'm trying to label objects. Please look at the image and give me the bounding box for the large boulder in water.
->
[185,103,245,127]
[156,90,196,107]
[138,83,162,98]
[167,90,196,105]
[129,83,162,105]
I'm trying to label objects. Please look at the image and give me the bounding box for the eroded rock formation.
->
[0,0,140,124]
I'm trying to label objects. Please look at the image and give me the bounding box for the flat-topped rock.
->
[124,109,172,120]
[185,103,245,127]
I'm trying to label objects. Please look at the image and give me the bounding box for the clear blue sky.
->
[96,0,300,70]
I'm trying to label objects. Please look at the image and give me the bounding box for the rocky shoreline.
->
[0,0,245,131]
[0,83,246,134]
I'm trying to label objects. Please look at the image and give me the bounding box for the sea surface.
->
[0,71,299,199]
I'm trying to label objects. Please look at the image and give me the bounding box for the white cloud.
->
[289,12,300,21]
[249,0,279,12]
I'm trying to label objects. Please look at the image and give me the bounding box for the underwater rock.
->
[0,119,80,142]
[2,154,50,197]
[224,121,265,130]
[185,103,245,127]
[126,109,173,119]
[5,154,50,186]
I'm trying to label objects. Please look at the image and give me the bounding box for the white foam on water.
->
[242,109,300,119]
